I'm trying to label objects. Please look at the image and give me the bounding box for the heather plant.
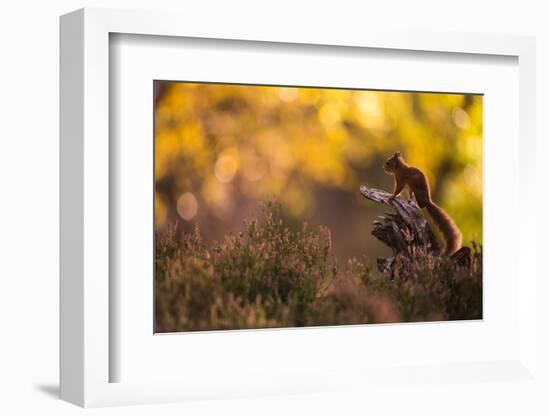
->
[155,200,338,331]
[356,244,483,322]
[155,200,482,332]
[213,201,337,326]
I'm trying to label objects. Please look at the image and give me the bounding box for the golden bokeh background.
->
[154,81,482,261]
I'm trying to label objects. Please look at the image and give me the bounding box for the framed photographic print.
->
[152,81,483,334]
[60,8,538,408]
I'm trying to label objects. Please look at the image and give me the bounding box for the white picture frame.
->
[60,7,538,408]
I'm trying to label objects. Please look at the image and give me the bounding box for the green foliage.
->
[155,201,482,332]
[155,82,483,261]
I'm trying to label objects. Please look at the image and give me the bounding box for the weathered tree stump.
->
[359,185,470,277]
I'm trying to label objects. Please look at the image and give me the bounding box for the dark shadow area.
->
[35,384,59,399]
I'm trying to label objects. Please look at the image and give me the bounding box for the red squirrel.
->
[383,152,462,255]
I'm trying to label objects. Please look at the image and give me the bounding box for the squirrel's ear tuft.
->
[395,152,401,157]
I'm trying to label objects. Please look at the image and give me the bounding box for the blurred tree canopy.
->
[154,81,482,261]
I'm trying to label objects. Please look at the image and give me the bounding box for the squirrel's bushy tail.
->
[425,201,462,255]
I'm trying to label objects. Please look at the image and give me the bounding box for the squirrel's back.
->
[383,152,462,255]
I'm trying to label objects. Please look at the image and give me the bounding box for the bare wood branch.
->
[359,186,440,255]
[359,185,471,277]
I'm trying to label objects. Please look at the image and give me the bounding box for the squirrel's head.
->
[383,152,403,173]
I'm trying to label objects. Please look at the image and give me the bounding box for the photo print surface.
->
[154,81,483,333]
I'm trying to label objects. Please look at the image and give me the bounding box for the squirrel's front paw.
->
[387,196,395,203]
